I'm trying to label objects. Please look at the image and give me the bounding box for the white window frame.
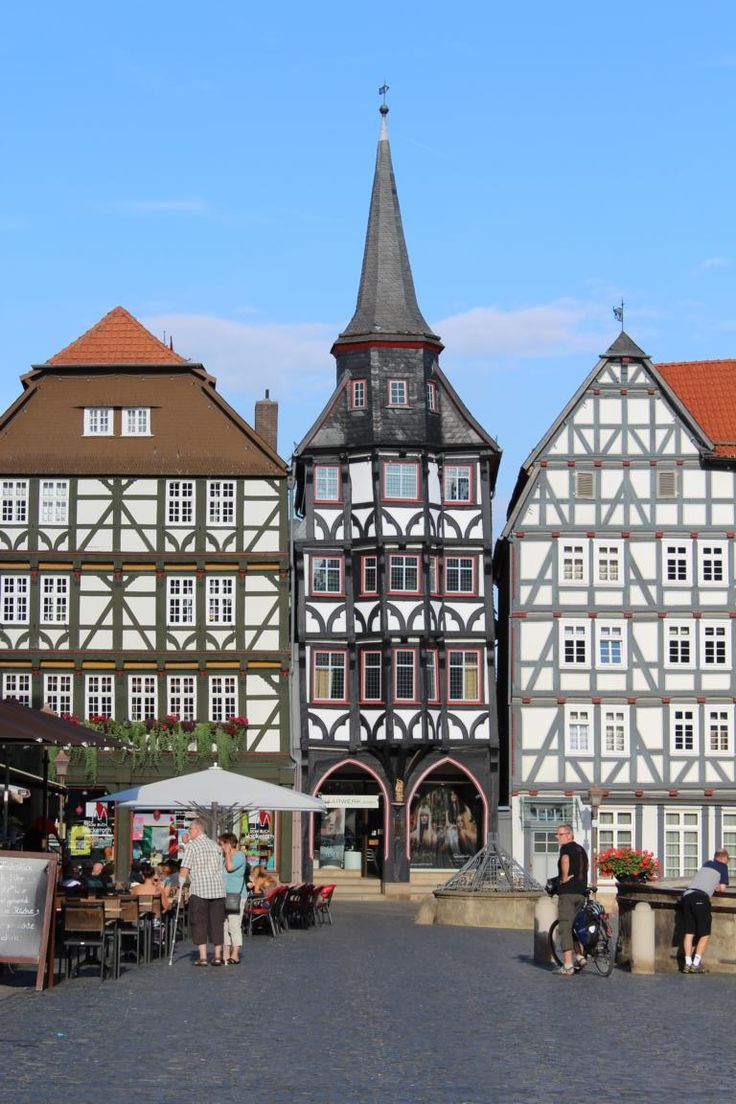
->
[0,575,29,624]
[598,808,634,852]
[447,649,482,703]
[311,555,344,595]
[3,673,31,706]
[662,541,692,586]
[559,620,590,668]
[664,809,700,878]
[388,379,408,407]
[167,480,195,526]
[206,576,235,625]
[705,706,732,754]
[209,675,237,722]
[44,672,73,715]
[85,674,113,719]
[207,480,236,526]
[361,555,378,596]
[128,675,158,723]
[445,555,476,595]
[121,407,151,436]
[558,540,588,586]
[665,620,694,669]
[83,407,113,436]
[41,575,69,624]
[388,554,421,594]
[670,704,698,755]
[40,480,69,526]
[698,540,727,586]
[564,704,593,756]
[443,464,472,504]
[595,621,627,669]
[593,540,623,586]
[383,462,419,501]
[426,381,438,412]
[700,621,730,668]
[394,648,417,703]
[1,480,28,524]
[167,674,197,722]
[601,705,630,756]
[351,380,366,409]
[167,576,195,625]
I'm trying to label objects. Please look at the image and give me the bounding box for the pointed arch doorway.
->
[311,759,389,879]
[406,759,488,872]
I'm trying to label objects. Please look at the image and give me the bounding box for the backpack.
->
[573,900,604,948]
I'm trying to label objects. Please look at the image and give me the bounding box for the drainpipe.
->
[287,465,303,882]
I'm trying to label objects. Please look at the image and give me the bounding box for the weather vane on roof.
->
[379,82,389,115]
[613,299,624,330]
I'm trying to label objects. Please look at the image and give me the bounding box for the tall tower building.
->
[292,106,501,890]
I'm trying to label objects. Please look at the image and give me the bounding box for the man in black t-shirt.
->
[555,823,589,977]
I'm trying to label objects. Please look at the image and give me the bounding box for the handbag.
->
[225,865,247,913]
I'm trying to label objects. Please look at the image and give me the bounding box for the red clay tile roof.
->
[47,306,188,366]
[657,359,736,457]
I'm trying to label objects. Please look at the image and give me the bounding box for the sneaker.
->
[554,965,575,977]
[682,964,692,973]
[689,963,707,974]
[574,956,588,972]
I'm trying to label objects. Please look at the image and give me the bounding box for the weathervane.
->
[379,82,389,115]
[613,299,624,330]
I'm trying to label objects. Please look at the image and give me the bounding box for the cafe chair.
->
[60,901,119,982]
[313,884,336,925]
[284,883,316,930]
[117,896,143,967]
[244,886,280,938]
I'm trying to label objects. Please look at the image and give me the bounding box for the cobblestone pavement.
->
[2,900,736,1104]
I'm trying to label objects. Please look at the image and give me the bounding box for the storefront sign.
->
[318,795,379,809]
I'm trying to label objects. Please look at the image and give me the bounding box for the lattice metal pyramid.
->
[437,836,544,893]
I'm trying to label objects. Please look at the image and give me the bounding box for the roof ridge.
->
[46,306,189,366]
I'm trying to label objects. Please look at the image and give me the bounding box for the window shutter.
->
[574,471,594,499]
[657,470,677,498]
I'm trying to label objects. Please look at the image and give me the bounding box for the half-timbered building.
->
[495,330,736,884]
[292,106,501,889]
[0,307,292,872]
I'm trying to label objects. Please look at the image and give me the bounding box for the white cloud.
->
[143,312,335,395]
[433,299,607,360]
[696,256,730,272]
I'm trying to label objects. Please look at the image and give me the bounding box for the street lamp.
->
[54,749,70,843]
[588,786,605,884]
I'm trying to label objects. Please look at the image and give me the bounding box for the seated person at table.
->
[158,860,180,910]
[59,861,84,893]
[83,860,113,895]
[131,865,168,908]
[249,864,278,896]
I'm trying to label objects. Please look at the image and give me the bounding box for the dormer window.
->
[388,380,408,407]
[84,407,113,436]
[350,380,367,409]
[122,407,151,436]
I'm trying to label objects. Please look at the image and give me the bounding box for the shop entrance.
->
[314,770,384,878]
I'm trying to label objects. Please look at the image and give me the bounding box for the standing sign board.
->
[0,851,58,991]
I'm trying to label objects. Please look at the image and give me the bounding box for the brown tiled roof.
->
[657,359,736,458]
[47,306,188,366]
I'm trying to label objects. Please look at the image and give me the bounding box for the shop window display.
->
[409,782,481,868]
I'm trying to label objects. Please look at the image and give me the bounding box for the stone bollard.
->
[631,900,656,974]
[534,894,558,963]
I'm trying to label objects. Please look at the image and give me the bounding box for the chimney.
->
[254,389,278,453]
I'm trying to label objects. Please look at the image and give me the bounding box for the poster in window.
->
[318,806,346,868]
[409,783,480,869]
[238,810,276,871]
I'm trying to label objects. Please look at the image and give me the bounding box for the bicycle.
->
[548,887,615,977]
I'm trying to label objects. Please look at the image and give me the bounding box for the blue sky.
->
[2,2,735,514]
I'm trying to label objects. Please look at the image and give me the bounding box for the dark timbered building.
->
[292,107,501,889]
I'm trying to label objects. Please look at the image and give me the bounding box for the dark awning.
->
[0,699,133,750]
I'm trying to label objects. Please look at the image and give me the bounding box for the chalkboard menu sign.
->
[0,851,58,990]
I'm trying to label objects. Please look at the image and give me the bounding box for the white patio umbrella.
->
[99,763,325,817]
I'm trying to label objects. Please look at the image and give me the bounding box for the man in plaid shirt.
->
[180,817,226,966]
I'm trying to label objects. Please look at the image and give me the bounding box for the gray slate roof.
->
[602,330,649,359]
[339,111,440,344]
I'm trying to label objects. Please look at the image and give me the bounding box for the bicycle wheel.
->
[591,930,614,976]
[548,920,564,967]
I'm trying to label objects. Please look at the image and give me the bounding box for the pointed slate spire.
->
[601,330,649,359]
[339,106,440,344]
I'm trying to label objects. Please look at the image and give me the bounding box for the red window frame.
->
[387,379,409,407]
[425,648,440,703]
[313,464,342,504]
[360,650,383,704]
[442,463,474,505]
[309,554,345,597]
[444,554,478,596]
[360,554,378,596]
[350,379,367,410]
[393,646,419,704]
[426,381,438,412]
[311,649,348,704]
[387,553,422,596]
[446,648,483,704]
[382,461,420,503]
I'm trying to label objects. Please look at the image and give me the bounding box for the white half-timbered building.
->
[292,106,501,889]
[495,330,736,884]
[0,307,291,871]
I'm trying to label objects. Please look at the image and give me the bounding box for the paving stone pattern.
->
[1,901,735,1104]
